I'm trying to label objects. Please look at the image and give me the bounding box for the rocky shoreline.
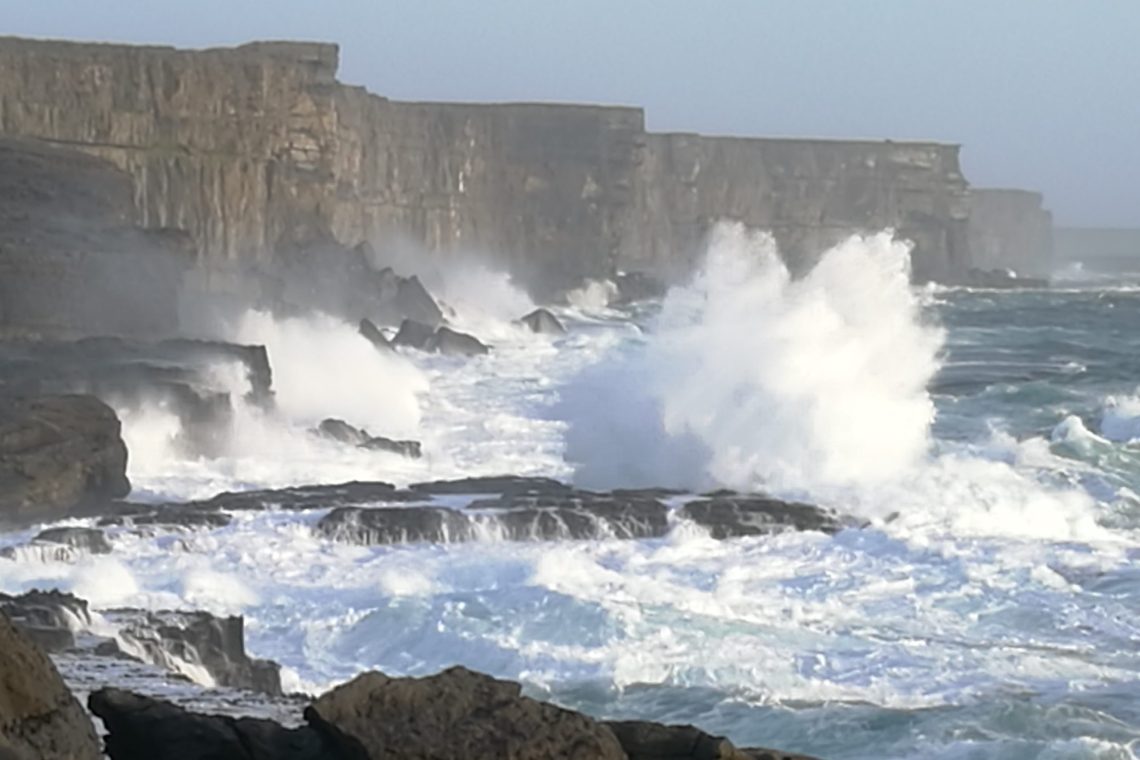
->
[0,588,819,759]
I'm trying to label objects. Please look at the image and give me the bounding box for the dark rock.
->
[0,588,89,652]
[0,611,102,759]
[357,318,392,352]
[680,497,840,538]
[359,436,422,458]
[0,394,130,527]
[428,326,490,357]
[305,665,626,760]
[394,274,445,327]
[315,419,422,458]
[32,526,112,554]
[317,506,475,545]
[314,418,370,446]
[411,475,573,497]
[613,271,668,304]
[89,688,333,760]
[97,503,233,530]
[113,611,282,696]
[519,308,566,334]
[200,481,421,512]
[605,720,822,760]
[391,319,437,350]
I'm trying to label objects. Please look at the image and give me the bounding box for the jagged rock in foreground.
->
[0,612,101,760]
[307,666,627,759]
[605,720,820,760]
[679,496,841,537]
[0,394,130,527]
[90,689,330,760]
[88,665,820,760]
[519,307,567,334]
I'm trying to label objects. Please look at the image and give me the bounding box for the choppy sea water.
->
[1,225,1138,759]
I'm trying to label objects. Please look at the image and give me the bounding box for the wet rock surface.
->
[392,319,489,356]
[679,497,841,538]
[315,419,422,458]
[0,612,101,760]
[0,394,130,527]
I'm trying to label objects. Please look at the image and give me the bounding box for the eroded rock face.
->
[0,395,129,526]
[306,666,627,760]
[0,612,101,760]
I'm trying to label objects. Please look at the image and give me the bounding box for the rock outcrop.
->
[519,308,566,334]
[0,612,102,760]
[306,666,627,759]
[0,395,130,526]
[0,36,997,310]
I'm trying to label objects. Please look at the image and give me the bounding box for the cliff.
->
[0,36,1010,316]
[628,134,970,282]
[966,189,1054,278]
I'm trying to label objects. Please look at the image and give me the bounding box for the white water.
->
[2,223,1137,759]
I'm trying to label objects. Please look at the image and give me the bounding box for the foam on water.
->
[2,227,1137,759]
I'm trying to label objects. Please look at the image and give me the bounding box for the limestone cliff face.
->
[0,36,983,300]
[627,134,970,281]
[967,189,1054,278]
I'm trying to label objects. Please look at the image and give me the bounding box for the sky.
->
[5,0,1138,227]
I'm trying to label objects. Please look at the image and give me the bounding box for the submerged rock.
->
[358,435,422,458]
[0,612,102,760]
[317,506,475,545]
[307,666,627,760]
[0,394,130,527]
[519,307,566,334]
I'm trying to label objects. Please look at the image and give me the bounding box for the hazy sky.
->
[7,1,1138,226]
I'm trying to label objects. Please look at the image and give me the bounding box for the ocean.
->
[1,222,1137,759]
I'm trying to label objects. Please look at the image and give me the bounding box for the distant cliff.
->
[0,36,1040,309]
[967,189,1054,278]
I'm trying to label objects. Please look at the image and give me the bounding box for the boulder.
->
[89,688,332,760]
[0,612,101,760]
[428,326,489,357]
[391,319,436,350]
[0,395,130,526]
[605,721,821,760]
[519,308,566,334]
[305,666,626,760]
[357,318,392,352]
